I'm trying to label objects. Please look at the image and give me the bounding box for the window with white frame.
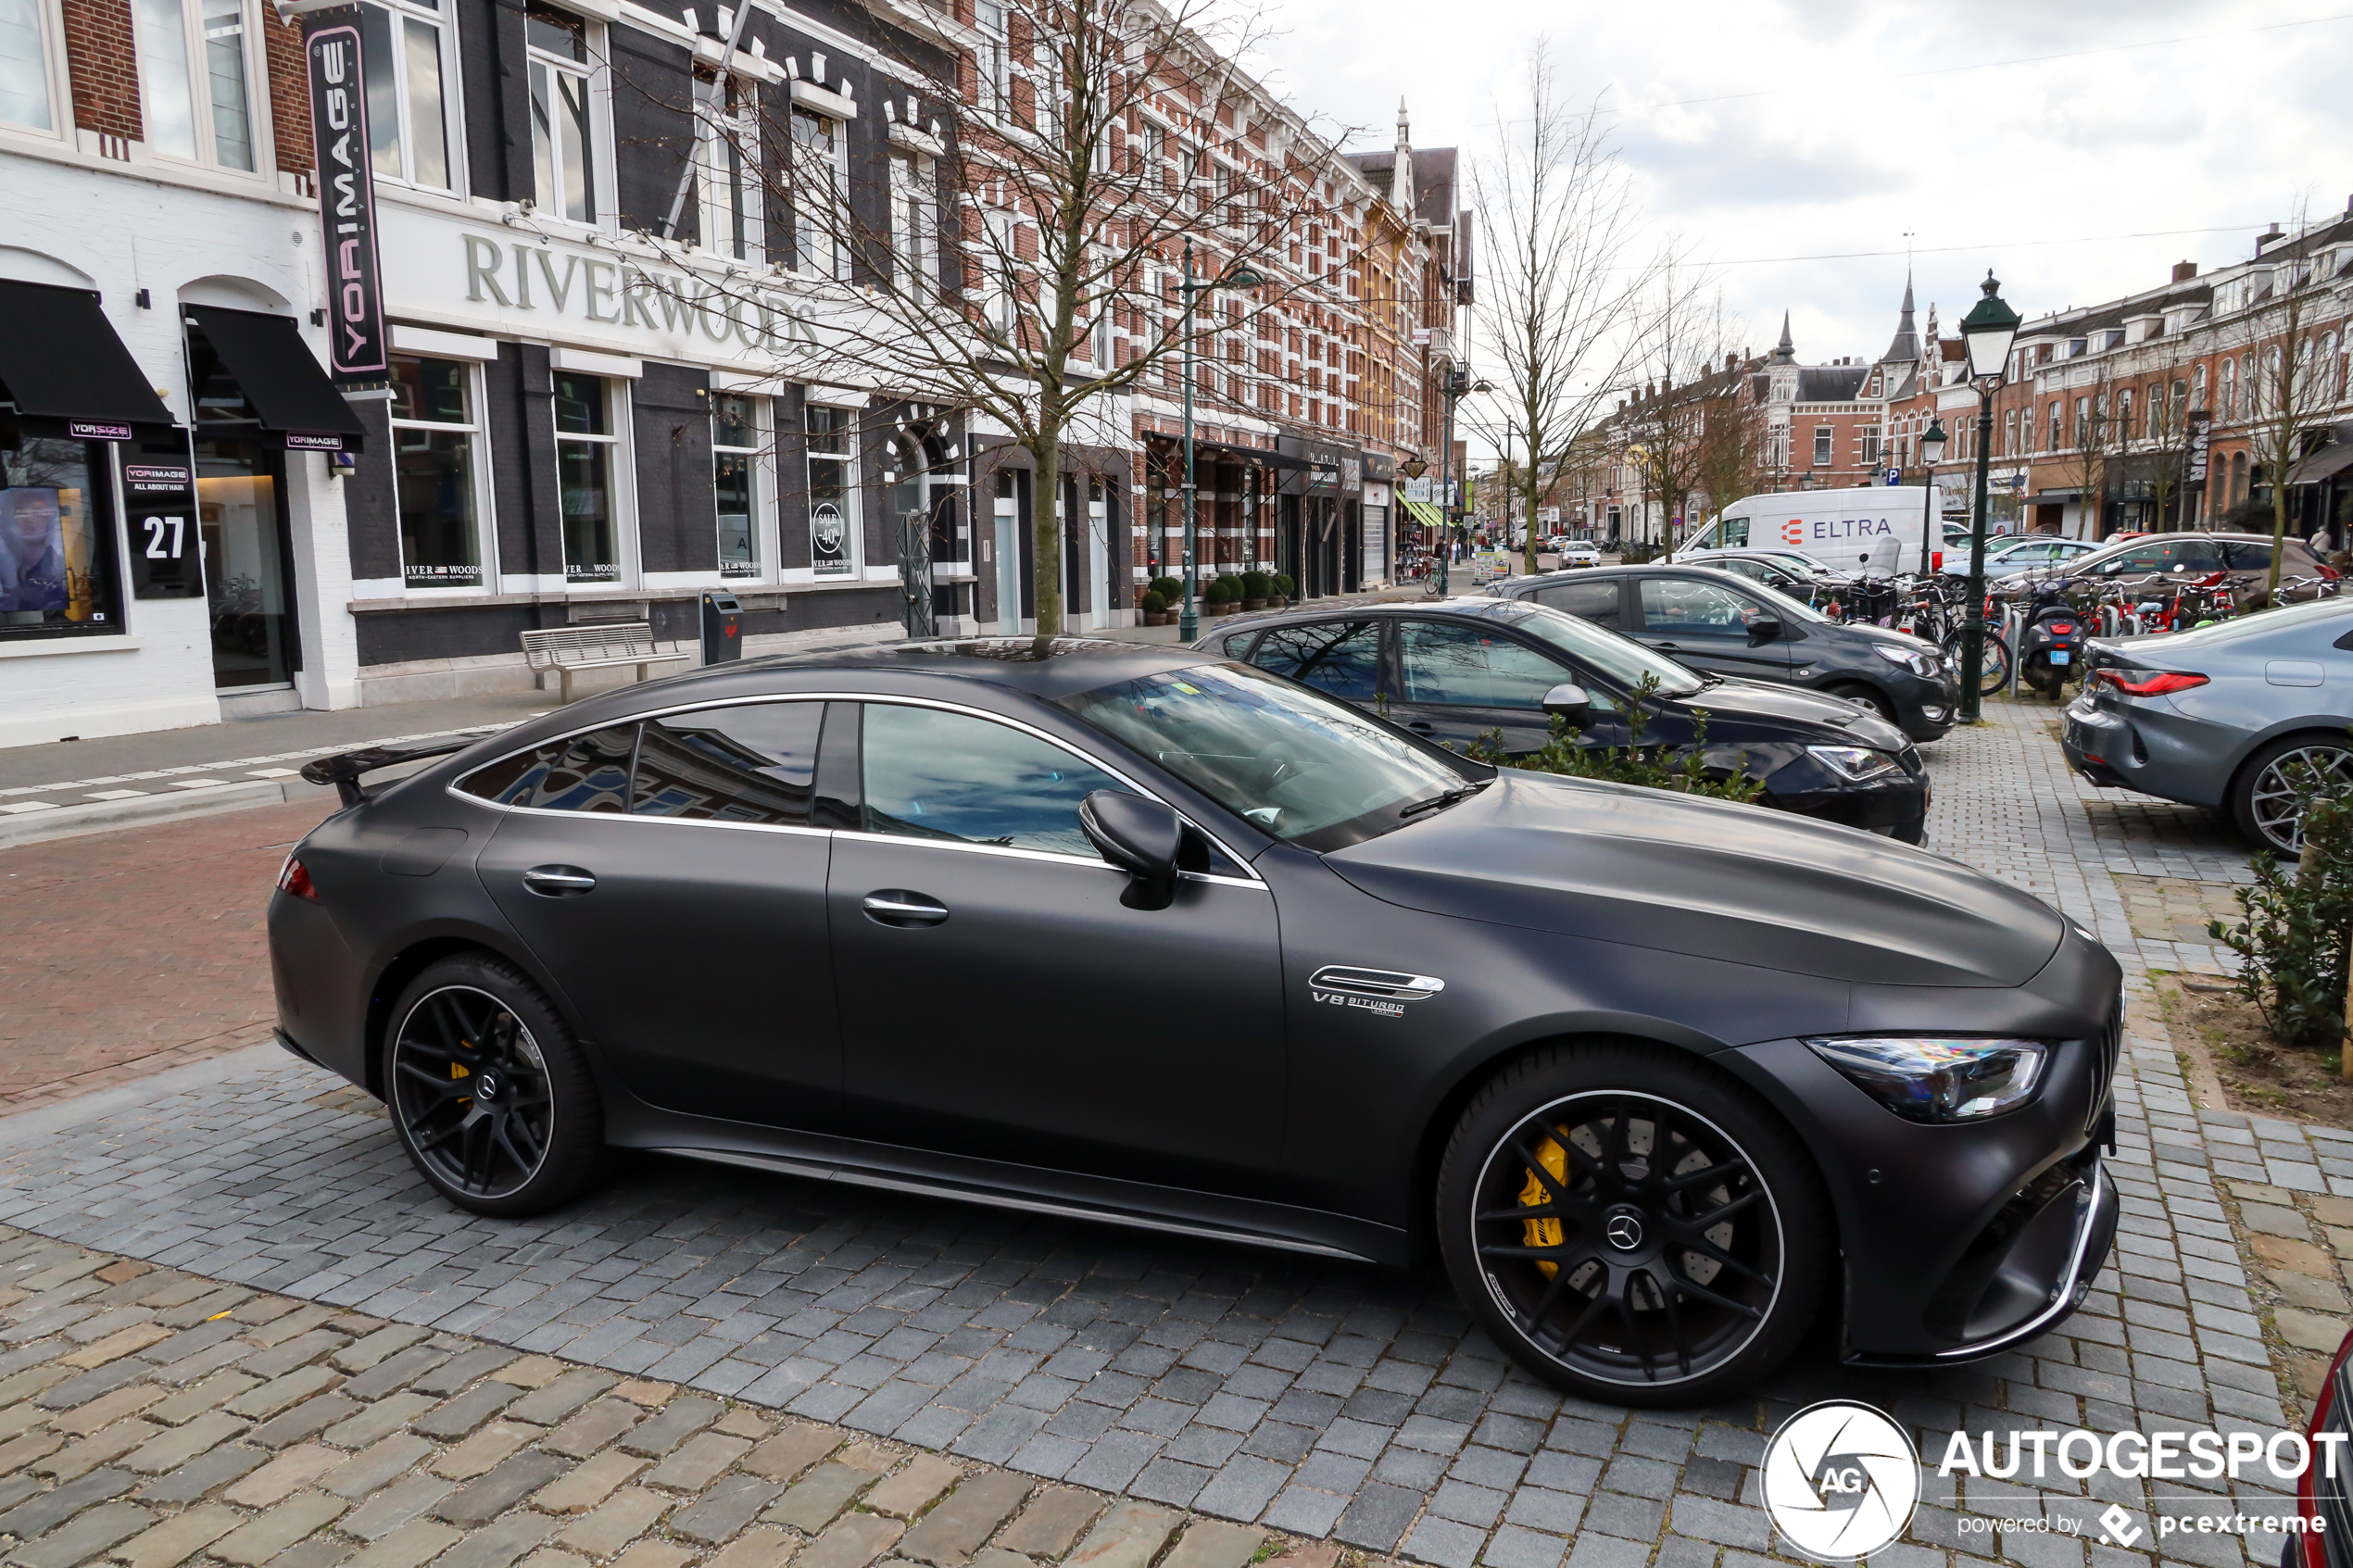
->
[973,0,1007,116]
[981,209,1016,337]
[554,372,621,583]
[135,0,262,170]
[527,3,598,223]
[889,149,936,297]
[697,68,759,263]
[806,404,856,576]
[1811,426,1831,467]
[792,107,846,279]
[0,0,62,132]
[713,394,763,579]
[390,355,486,589]
[360,0,454,189]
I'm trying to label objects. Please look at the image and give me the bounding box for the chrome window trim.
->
[442,689,1267,887]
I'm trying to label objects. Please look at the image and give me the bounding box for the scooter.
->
[2019,577,2084,698]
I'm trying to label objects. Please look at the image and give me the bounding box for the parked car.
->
[1555,540,1603,568]
[1200,597,1931,840]
[1483,565,1960,741]
[2295,1322,2353,1568]
[1680,548,1849,601]
[1939,535,2103,581]
[279,636,2120,1406]
[2005,531,2333,606]
[2062,596,2353,853]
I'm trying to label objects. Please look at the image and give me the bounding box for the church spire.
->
[1390,98,1414,211]
[1881,272,1920,364]
[1768,311,1795,364]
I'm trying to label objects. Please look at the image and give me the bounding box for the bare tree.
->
[2236,202,2343,596]
[631,0,1350,633]
[2068,361,2118,542]
[1470,44,1655,577]
[1620,264,1736,549]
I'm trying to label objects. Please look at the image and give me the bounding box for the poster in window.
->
[0,488,68,615]
[812,502,849,575]
[123,461,202,598]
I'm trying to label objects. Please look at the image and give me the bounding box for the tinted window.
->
[1216,631,1260,659]
[459,726,635,812]
[1531,578,1620,626]
[1638,577,1771,638]
[631,701,823,824]
[1399,621,1568,709]
[1252,621,1384,699]
[2222,540,2273,571]
[861,704,1122,858]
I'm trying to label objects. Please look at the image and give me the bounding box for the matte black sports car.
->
[1198,597,1931,842]
[272,638,2120,1405]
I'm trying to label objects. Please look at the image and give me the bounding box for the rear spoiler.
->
[299,733,497,807]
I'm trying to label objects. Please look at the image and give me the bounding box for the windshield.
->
[1485,600,1708,697]
[1061,663,1474,852]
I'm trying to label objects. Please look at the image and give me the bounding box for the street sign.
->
[1882,468,1902,486]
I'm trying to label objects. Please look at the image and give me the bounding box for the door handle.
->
[522,865,597,897]
[1407,721,1434,733]
[862,890,949,927]
[1654,642,1681,650]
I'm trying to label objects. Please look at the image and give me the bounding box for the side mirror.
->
[1541,683,1592,726]
[1079,791,1182,910]
[1747,616,1784,643]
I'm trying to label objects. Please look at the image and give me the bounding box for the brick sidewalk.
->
[0,799,338,1110]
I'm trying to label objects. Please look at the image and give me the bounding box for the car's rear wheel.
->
[384,954,609,1217]
[2232,734,2353,856]
[1436,1041,1828,1406]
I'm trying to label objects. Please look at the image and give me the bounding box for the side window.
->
[1216,631,1260,659]
[1638,577,1768,637]
[1532,579,1621,626]
[2221,541,2272,571]
[2171,537,2227,571]
[861,705,1123,858]
[631,702,824,824]
[1398,621,1567,709]
[1720,516,1750,548]
[459,726,635,811]
[1251,621,1384,700]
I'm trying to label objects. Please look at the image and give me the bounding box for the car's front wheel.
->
[384,953,610,1217]
[1437,1041,1829,1406]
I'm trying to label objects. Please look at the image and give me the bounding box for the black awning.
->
[1142,433,1311,470]
[0,279,173,431]
[184,305,368,451]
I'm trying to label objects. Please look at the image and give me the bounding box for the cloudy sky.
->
[1238,1,2352,451]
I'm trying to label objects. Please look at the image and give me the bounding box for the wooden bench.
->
[520,621,691,704]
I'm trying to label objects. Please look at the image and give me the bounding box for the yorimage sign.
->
[306,15,389,383]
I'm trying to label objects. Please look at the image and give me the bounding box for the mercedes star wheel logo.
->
[1760,1400,1920,1562]
[1604,1212,1643,1250]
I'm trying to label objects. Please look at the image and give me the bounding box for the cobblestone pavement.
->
[0,700,2331,1568]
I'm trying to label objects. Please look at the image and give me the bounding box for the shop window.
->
[0,432,121,641]
[135,0,260,170]
[890,149,937,298]
[389,355,484,589]
[696,68,758,263]
[359,0,454,190]
[791,107,845,279]
[713,393,761,579]
[527,3,598,223]
[554,372,620,583]
[806,404,854,577]
[0,0,61,132]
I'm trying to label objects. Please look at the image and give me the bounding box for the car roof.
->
[1201,596,1552,642]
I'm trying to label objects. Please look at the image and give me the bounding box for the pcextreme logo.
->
[1761,1401,1920,1561]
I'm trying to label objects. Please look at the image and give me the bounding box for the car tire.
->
[1435,1040,1830,1407]
[383,952,610,1218]
[1825,683,1898,725]
[2229,734,2353,857]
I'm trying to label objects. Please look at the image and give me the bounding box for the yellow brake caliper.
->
[451,1060,471,1104]
[1519,1130,1567,1279]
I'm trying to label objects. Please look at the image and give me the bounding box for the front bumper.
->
[1889,670,1963,741]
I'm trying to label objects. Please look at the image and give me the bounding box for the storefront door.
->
[195,434,296,689]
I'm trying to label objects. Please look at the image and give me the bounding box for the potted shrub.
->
[1241,571,1270,610]
[1139,589,1166,626]
[1209,577,1238,615]
[1271,572,1295,608]
[1151,576,1184,606]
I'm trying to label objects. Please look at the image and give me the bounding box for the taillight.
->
[277,854,318,902]
[2322,563,2342,581]
[2049,622,2076,634]
[2098,670,2208,697]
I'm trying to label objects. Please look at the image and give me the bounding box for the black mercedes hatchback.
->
[1489,565,1961,742]
[272,638,2119,1406]
[1199,596,1931,842]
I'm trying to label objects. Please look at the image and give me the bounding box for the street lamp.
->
[1957,271,2022,723]
[1177,242,1265,642]
[1915,416,1947,579]
[1438,368,1491,594]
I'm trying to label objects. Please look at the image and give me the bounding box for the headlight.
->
[1806,1036,2048,1123]
[1873,644,1940,678]
[1806,744,1899,782]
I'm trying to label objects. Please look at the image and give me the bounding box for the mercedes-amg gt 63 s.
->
[273,638,2120,1406]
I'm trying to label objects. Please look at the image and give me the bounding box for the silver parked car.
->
[1939,535,2102,581]
[2061,596,2353,852]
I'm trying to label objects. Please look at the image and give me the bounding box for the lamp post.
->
[1438,366,1490,596]
[1915,417,1947,579]
[1177,241,1265,643]
[1957,272,2022,724]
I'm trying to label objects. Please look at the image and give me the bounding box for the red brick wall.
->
[61,0,142,143]
[265,14,310,175]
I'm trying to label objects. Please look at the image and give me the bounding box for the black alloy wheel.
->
[1439,1043,1828,1405]
[385,954,609,1217]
